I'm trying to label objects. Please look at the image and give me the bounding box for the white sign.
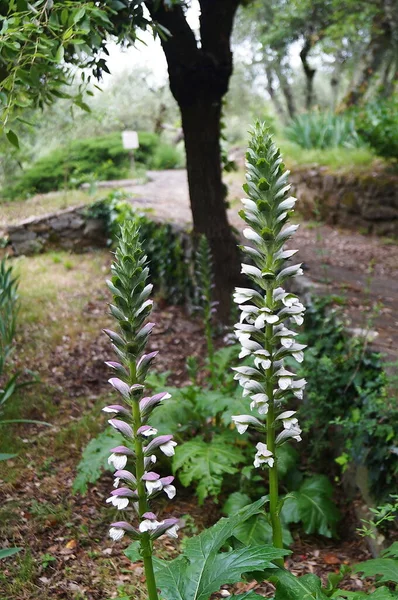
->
[122,130,139,150]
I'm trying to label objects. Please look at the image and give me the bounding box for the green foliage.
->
[0,1,151,137]
[0,257,36,421]
[267,569,329,600]
[282,475,340,538]
[86,192,192,305]
[332,589,397,600]
[285,112,362,150]
[151,142,184,170]
[297,297,397,500]
[354,98,398,161]
[353,543,398,585]
[0,547,22,559]
[0,452,17,460]
[73,428,121,494]
[5,131,173,198]
[154,499,287,600]
[124,541,141,563]
[357,495,398,539]
[173,435,245,505]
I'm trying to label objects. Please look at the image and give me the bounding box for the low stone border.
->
[291,166,398,238]
[6,205,107,255]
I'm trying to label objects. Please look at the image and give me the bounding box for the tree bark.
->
[265,65,287,123]
[300,37,317,110]
[274,64,297,120]
[145,0,241,321]
[344,11,393,106]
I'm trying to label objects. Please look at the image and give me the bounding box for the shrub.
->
[151,143,184,170]
[296,297,397,500]
[85,192,192,305]
[354,98,398,161]
[285,111,362,150]
[6,131,180,199]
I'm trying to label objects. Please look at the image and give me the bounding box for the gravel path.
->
[120,169,398,361]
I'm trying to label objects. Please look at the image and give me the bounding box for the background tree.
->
[233,0,397,117]
[0,0,249,320]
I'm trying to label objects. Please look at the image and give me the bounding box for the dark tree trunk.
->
[181,99,240,319]
[274,65,297,120]
[145,0,241,321]
[344,11,393,106]
[300,37,317,110]
[265,65,287,123]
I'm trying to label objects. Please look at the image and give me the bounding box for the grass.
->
[13,250,110,351]
[0,250,112,475]
[0,188,99,229]
[277,138,379,171]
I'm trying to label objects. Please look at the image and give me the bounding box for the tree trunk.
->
[180,99,241,320]
[265,65,287,123]
[145,0,241,322]
[344,12,393,106]
[300,37,317,110]
[274,65,297,120]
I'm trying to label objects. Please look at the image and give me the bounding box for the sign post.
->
[122,131,139,176]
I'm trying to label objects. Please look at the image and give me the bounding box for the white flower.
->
[232,414,263,434]
[276,411,299,430]
[106,496,129,510]
[243,228,262,243]
[254,442,274,468]
[291,378,307,399]
[163,484,176,499]
[233,287,262,305]
[109,527,125,541]
[276,367,295,390]
[139,519,162,533]
[166,524,179,539]
[141,426,158,437]
[146,480,163,495]
[276,426,302,444]
[254,353,271,370]
[241,198,258,212]
[159,440,177,457]
[108,453,127,470]
[113,477,120,488]
[242,379,265,397]
[249,393,269,414]
[241,264,262,278]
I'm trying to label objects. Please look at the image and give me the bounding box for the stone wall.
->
[290,166,398,237]
[6,205,107,255]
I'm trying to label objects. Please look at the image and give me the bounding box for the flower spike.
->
[103,222,178,599]
[233,123,307,559]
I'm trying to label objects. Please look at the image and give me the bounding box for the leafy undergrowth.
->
[0,250,378,600]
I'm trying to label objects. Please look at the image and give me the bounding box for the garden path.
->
[121,169,398,363]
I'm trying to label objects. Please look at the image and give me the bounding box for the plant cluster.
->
[3,131,182,199]
[285,112,363,150]
[72,126,398,600]
[86,192,191,305]
[354,98,398,161]
[297,297,397,500]
[0,258,41,444]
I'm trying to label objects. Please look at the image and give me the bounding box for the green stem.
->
[130,361,160,600]
[265,291,284,566]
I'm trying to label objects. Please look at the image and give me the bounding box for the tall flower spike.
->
[232,123,307,561]
[103,222,178,600]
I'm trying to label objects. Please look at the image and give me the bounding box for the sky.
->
[101,1,201,88]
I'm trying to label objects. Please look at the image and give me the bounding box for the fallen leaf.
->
[324,553,341,565]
